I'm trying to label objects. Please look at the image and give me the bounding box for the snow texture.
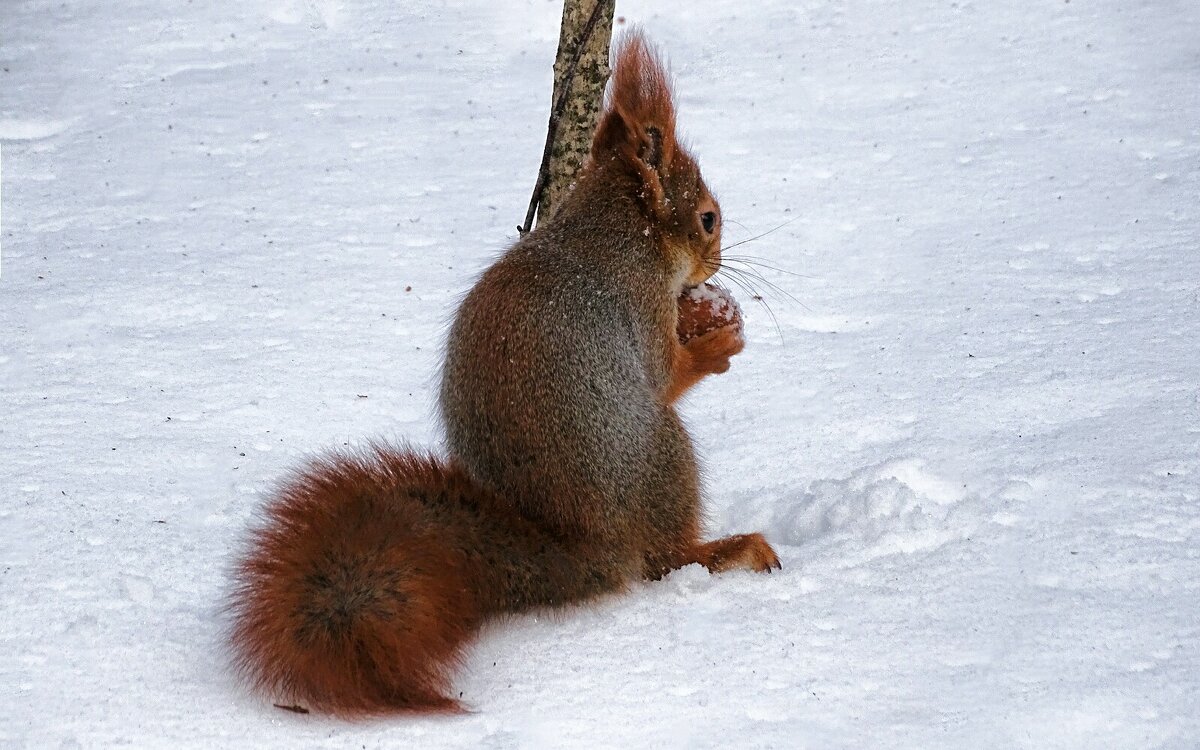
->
[2,0,1199,748]
[685,283,739,319]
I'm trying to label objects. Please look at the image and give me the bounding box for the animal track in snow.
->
[766,459,977,563]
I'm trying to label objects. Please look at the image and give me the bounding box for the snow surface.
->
[685,283,739,318]
[3,0,1199,747]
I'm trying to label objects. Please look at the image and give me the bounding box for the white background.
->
[2,0,1197,747]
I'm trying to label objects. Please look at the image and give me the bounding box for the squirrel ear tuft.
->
[590,29,677,205]
[642,125,664,170]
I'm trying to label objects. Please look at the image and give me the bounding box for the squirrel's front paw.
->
[684,323,744,375]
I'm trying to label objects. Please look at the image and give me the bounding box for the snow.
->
[685,282,739,316]
[2,0,1198,747]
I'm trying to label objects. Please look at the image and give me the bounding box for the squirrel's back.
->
[440,192,679,544]
[439,33,706,556]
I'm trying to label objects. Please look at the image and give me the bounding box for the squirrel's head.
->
[591,31,722,290]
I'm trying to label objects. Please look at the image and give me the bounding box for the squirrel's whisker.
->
[719,261,806,309]
[712,265,785,341]
[719,215,802,253]
[720,255,813,279]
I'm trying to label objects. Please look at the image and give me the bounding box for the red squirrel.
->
[228,31,780,717]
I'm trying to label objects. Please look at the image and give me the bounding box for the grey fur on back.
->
[438,176,698,559]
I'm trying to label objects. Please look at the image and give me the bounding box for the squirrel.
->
[227,31,780,718]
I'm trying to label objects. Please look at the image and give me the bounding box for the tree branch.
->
[518,0,613,236]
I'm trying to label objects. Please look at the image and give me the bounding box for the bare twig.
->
[273,703,310,714]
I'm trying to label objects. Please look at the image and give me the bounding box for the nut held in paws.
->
[676,283,743,343]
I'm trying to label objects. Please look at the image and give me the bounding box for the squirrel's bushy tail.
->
[228,445,631,715]
[228,447,487,716]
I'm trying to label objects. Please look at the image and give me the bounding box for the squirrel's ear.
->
[590,30,677,214]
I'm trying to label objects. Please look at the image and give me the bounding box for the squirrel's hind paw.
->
[690,533,781,575]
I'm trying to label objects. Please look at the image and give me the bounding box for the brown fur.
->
[228,450,479,716]
[227,30,778,716]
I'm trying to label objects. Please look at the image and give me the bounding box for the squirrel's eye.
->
[700,211,717,234]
